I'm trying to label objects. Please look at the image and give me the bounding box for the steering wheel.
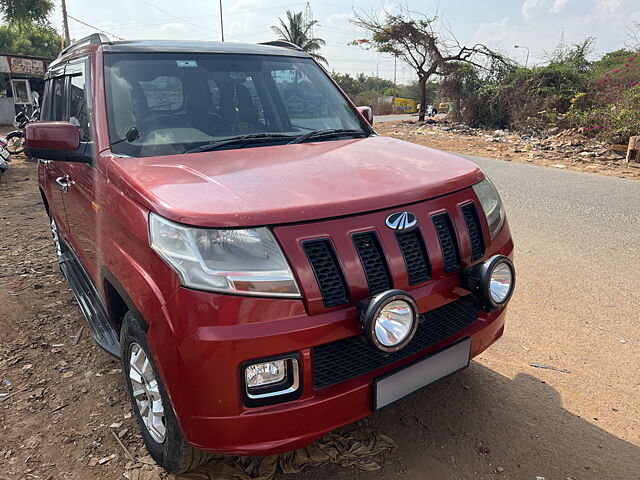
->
[139,114,190,133]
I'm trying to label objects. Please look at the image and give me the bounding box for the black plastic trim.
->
[302,238,350,307]
[352,231,393,295]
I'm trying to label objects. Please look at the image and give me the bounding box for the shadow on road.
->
[296,362,639,480]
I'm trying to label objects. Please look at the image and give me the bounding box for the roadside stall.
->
[0,53,51,125]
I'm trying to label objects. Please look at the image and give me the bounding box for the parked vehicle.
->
[26,34,515,473]
[3,106,39,155]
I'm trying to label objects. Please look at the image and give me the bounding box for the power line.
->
[67,15,126,40]
[137,0,219,35]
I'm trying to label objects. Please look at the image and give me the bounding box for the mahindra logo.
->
[385,212,418,231]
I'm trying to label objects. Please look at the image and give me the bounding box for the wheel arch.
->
[101,267,149,334]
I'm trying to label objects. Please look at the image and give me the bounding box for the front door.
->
[58,58,101,280]
[42,72,70,239]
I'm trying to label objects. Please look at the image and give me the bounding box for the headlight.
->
[473,176,506,239]
[149,213,300,297]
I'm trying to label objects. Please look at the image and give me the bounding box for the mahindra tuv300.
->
[26,34,515,473]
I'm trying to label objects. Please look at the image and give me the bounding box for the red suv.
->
[27,34,515,473]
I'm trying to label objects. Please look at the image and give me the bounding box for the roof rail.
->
[259,40,303,51]
[59,33,110,58]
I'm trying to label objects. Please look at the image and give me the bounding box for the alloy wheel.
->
[129,343,167,443]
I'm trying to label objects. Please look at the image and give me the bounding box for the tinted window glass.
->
[69,72,91,141]
[51,77,65,121]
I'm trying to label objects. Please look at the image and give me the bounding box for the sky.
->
[51,0,640,83]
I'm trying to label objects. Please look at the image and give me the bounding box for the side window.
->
[40,79,51,121]
[69,70,91,141]
[139,76,183,112]
[51,77,65,121]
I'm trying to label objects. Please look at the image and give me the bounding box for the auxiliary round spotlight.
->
[461,255,515,311]
[358,290,419,353]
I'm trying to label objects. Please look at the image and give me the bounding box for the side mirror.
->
[25,122,92,163]
[357,106,374,125]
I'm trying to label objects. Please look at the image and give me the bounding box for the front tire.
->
[5,131,24,154]
[120,312,210,473]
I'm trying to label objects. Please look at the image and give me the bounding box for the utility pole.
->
[219,0,224,42]
[392,55,397,113]
[61,0,71,47]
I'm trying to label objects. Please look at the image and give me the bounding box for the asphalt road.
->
[304,154,640,479]
[375,114,417,123]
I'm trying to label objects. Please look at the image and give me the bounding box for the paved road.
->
[375,114,418,122]
[306,154,640,479]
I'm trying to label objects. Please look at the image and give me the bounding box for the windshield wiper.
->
[184,133,297,154]
[288,128,366,145]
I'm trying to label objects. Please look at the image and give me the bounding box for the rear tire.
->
[120,312,210,473]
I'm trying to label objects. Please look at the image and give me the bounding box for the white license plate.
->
[0,148,9,160]
[374,338,471,410]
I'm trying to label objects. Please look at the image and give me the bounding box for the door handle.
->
[55,175,75,193]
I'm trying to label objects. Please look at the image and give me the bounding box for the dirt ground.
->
[374,121,640,180]
[1,150,639,480]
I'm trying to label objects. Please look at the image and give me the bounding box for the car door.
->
[41,66,71,238]
[59,57,101,280]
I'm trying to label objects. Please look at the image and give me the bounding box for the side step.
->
[59,251,121,357]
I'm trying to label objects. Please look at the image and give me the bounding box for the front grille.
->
[303,239,350,307]
[461,203,485,261]
[313,295,480,389]
[396,229,431,285]
[433,213,461,273]
[353,232,392,295]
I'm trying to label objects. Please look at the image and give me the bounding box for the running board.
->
[59,251,121,357]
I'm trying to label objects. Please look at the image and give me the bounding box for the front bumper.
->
[149,292,508,455]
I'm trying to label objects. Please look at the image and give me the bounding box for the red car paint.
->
[33,40,514,455]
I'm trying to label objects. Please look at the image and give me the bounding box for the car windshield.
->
[104,52,369,157]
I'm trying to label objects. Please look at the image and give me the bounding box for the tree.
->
[272,10,327,65]
[0,0,53,26]
[352,9,508,120]
[627,22,640,50]
[0,22,61,58]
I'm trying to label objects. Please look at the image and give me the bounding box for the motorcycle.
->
[2,107,39,155]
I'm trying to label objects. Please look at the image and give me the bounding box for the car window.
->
[51,77,65,121]
[69,70,91,142]
[40,79,51,121]
[139,76,183,112]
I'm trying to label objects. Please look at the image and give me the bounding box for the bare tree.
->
[627,21,640,50]
[352,9,508,121]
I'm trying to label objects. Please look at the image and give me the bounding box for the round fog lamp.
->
[490,262,512,304]
[461,255,515,311]
[359,290,418,353]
